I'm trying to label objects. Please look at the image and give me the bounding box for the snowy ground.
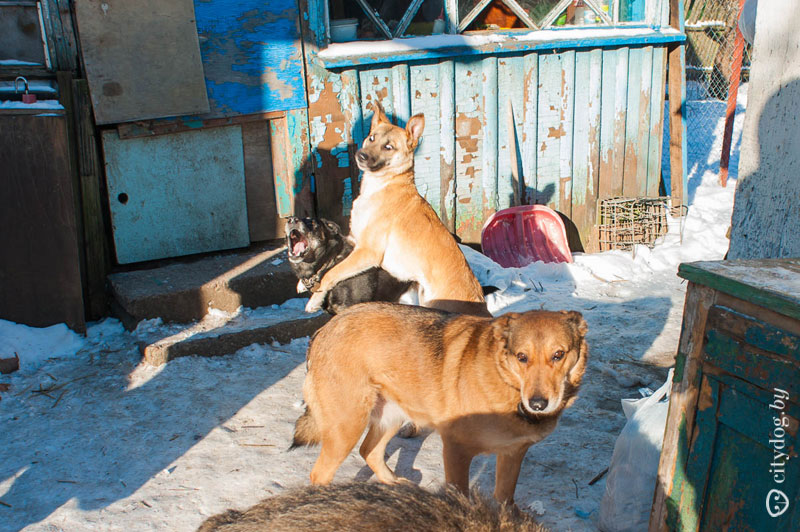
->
[0,89,747,532]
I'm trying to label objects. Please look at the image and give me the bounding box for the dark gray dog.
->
[197,482,548,532]
[285,217,414,314]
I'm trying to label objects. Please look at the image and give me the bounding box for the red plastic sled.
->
[481,205,573,268]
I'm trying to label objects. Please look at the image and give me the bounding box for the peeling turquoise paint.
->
[193,0,307,117]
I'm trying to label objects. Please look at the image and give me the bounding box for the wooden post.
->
[718,0,746,187]
[667,0,687,214]
[72,79,110,318]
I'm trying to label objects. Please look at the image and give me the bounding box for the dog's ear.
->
[369,100,390,130]
[561,311,588,392]
[491,313,518,353]
[561,310,588,338]
[405,113,425,149]
[321,218,341,235]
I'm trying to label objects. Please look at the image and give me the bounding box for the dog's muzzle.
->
[286,219,309,261]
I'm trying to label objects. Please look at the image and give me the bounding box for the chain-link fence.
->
[683,0,752,161]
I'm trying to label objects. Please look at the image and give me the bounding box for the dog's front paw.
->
[297,279,308,293]
[305,291,325,313]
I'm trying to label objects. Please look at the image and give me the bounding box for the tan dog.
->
[291,303,588,504]
[305,102,488,316]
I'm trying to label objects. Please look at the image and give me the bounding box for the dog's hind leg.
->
[359,398,407,483]
[310,418,368,485]
[493,444,530,504]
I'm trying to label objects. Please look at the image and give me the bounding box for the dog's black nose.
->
[529,397,548,411]
[356,150,368,163]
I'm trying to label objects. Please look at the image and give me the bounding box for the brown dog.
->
[291,303,588,504]
[305,102,488,316]
[197,482,548,532]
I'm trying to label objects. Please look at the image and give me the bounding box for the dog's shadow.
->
[354,431,432,484]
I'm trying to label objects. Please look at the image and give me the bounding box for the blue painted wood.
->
[647,46,667,196]
[571,48,602,250]
[410,63,445,214]
[316,30,685,69]
[193,0,307,117]
[521,52,539,205]
[102,126,249,264]
[496,54,525,209]
[623,46,643,197]
[309,43,672,246]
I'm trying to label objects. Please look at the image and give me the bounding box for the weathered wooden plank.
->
[438,60,457,232]
[704,329,800,397]
[102,126,249,264]
[74,0,209,124]
[678,260,800,321]
[535,52,564,209]
[481,55,499,220]
[673,374,719,532]
[497,54,525,210]
[610,48,629,197]
[360,68,396,121]
[571,48,603,252]
[271,108,314,219]
[242,120,280,241]
[708,305,800,363]
[635,46,654,197]
[0,114,85,332]
[390,63,411,125]
[410,62,444,214]
[521,52,539,205]
[647,46,667,197]
[650,283,717,531]
[558,50,575,217]
[598,47,618,200]
[454,58,485,242]
[667,0,687,210]
[194,0,307,117]
[72,78,109,318]
[622,46,644,197]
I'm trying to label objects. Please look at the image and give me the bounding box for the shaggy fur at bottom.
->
[197,482,548,532]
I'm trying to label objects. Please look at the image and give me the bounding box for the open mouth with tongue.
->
[288,229,309,260]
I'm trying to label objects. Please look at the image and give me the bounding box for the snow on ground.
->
[0,88,747,531]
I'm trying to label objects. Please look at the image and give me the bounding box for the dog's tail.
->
[289,406,321,450]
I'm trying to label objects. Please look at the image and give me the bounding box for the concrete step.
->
[108,244,328,364]
[108,243,298,324]
[138,308,329,365]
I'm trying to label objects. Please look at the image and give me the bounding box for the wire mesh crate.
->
[597,197,670,252]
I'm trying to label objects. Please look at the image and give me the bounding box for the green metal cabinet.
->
[651,259,800,531]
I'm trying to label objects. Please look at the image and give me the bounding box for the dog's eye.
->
[516,352,528,363]
[552,350,565,362]
[369,135,375,142]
